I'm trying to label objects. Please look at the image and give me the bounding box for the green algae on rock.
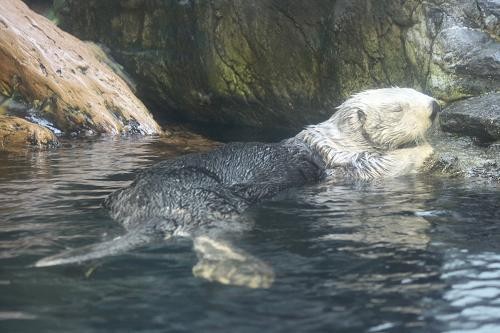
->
[55,0,498,132]
[55,0,427,130]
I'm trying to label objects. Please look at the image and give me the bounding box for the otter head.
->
[334,88,440,150]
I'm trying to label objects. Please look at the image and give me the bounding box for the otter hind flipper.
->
[192,236,274,289]
[34,233,152,267]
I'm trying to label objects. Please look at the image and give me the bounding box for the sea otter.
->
[35,88,441,288]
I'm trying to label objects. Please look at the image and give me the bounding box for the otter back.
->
[104,139,326,235]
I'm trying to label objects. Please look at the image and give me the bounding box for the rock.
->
[427,132,500,182]
[428,26,499,100]
[480,0,500,37]
[0,115,59,149]
[437,27,499,78]
[0,0,162,137]
[406,0,499,102]
[55,0,427,131]
[440,93,500,141]
[53,0,498,131]
[429,26,500,101]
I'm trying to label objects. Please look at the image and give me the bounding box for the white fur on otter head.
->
[295,88,439,180]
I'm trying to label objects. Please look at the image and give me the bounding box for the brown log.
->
[0,115,58,149]
[0,0,162,137]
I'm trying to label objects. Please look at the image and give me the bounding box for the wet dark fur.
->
[104,138,326,236]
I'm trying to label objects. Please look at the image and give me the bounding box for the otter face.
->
[337,88,440,150]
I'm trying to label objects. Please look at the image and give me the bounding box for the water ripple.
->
[436,251,500,332]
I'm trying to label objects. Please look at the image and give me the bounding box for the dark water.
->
[1,137,499,333]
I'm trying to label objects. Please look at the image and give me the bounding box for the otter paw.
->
[192,236,274,288]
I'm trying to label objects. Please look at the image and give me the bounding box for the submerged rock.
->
[0,0,162,150]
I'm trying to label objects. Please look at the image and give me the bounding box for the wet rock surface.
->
[55,0,499,131]
[405,0,499,101]
[427,132,500,182]
[55,0,426,130]
[0,0,162,150]
[440,93,500,141]
[0,115,59,150]
[434,91,500,182]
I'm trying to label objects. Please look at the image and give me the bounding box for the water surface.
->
[1,137,499,333]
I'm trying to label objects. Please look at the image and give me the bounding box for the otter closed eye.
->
[35,88,438,288]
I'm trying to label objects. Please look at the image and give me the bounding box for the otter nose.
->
[430,100,440,121]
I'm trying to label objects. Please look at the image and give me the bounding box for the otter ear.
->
[357,109,366,124]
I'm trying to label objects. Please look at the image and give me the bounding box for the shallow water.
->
[0,137,499,333]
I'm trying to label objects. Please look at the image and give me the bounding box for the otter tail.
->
[34,233,152,267]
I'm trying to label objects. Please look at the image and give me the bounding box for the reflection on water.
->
[0,137,499,333]
[439,251,500,333]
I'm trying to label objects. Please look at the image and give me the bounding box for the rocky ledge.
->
[429,92,500,182]
[440,93,500,142]
[0,0,162,150]
[427,133,500,183]
[55,0,499,131]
